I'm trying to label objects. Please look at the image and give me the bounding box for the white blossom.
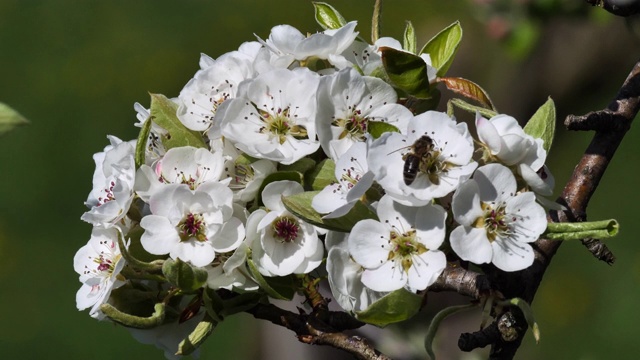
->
[312,142,374,218]
[258,21,358,68]
[140,183,245,267]
[326,231,386,313]
[450,164,547,272]
[135,146,227,202]
[248,181,323,276]
[368,111,477,206]
[73,227,126,319]
[316,68,413,160]
[177,51,255,132]
[217,68,320,165]
[81,136,136,228]
[348,195,447,293]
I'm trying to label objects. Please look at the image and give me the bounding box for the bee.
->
[402,135,435,186]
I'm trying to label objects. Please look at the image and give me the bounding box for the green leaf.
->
[220,292,263,317]
[0,102,28,136]
[162,258,208,293]
[312,2,347,30]
[545,219,618,241]
[278,157,316,175]
[380,46,430,98]
[523,97,556,153]
[247,258,295,300]
[305,159,337,191]
[425,304,476,360]
[405,89,441,114]
[282,191,378,232]
[203,288,225,322]
[439,77,495,110]
[135,117,152,168]
[176,315,217,355]
[403,21,417,54]
[420,21,462,77]
[149,93,206,150]
[355,288,422,326]
[368,121,400,139]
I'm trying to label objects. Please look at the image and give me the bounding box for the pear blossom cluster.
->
[73,12,555,358]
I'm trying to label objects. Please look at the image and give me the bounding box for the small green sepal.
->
[312,2,347,30]
[135,117,152,168]
[403,20,417,54]
[100,302,166,329]
[175,314,217,355]
[447,98,498,119]
[162,258,208,293]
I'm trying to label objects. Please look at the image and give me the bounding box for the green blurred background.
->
[0,0,639,359]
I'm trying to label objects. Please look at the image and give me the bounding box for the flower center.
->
[271,216,300,243]
[259,107,308,144]
[234,163,255,187]
[178,213,208,242]
[340,161,363,190]
[97,181,116,206]
[474,202,512,242]
[334,109,368,141]
[388,230,427,273]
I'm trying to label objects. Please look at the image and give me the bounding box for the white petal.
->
[171,240,217,267]
[140,215,181,255]
[262,182,302,213]
[476,114,502,154]
[449,226,493,264]
[209,217,245,253]
[376,195,416,233]
[452,179,484,226]
[348,219,390,269]
[473,164,517,202]
[293,239,324,274]
[414,204,447,250]
[361,261,406,292]
[506,192,547,243]
[406,250,446,292]
[491,239,534,272]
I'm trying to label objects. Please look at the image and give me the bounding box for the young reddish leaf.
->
[439,77,496,110]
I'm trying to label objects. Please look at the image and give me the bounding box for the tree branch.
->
[467,58,640,359]
[246,302,388,360]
